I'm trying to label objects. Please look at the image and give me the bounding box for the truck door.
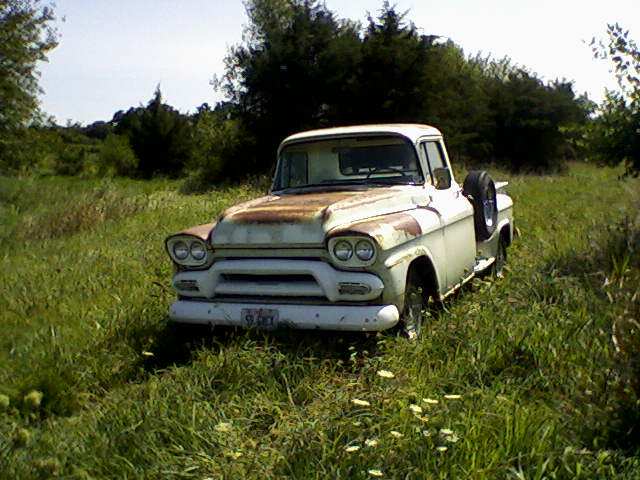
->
[420,139,476,291]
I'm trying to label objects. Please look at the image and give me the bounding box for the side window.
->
[421,141,449,188]
[280,151,308,188]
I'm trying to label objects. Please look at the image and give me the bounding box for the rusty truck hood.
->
[210,186,427,247]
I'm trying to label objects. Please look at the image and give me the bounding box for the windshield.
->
[273,135,423,191]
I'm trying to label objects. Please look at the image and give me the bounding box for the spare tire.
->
[463,170,497,241]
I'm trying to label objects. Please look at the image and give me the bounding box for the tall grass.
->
[0,163,639,479]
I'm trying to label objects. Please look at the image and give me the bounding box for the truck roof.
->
[281,124,442,146]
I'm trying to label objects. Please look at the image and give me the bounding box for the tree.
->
[113,86,195,177]
[483,69,589,171]
[216,0,361,174]
[589,24,640,175]
[214,0,591,176]
[350,4,428,123]
[98,134,138,177]
[0,0,58,132]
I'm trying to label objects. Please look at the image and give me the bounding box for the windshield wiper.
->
[275,177,421,193]
[367,177,419,185]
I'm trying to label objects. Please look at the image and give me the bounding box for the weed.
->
[0,165,639,478]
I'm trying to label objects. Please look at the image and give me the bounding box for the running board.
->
[474,257,495,273]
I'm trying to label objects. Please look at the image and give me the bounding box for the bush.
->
[482,70,589,171]
[113,87,195,177]
[586,93,640,176]
[53,145,88,175]
[588,24,640,176]
[98,134,139,177]
[0,128,54,174]
[181,111,248,192]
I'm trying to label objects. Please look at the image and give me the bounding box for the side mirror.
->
[433,168,452,190]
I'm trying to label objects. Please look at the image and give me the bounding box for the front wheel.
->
[399,268,428,340]
[493,236,507,278]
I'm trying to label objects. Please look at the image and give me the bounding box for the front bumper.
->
[172,259,385,302]
[169,300,400,332]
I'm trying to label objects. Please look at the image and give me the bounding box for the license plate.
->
[241,308,279,329]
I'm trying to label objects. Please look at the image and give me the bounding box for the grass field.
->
[0,163,639,479]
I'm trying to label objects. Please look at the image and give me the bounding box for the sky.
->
[38,0,640,125]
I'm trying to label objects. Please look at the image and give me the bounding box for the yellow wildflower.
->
[23,390,43,409]
[345,445,361,453]
[376,370,395,379]
[390,430,404,438]
[352,398,371,407]
[215,422,232,433]
[368,469,384,477]
[14,428,31,447]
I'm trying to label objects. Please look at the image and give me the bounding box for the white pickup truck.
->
[165,124,514,337]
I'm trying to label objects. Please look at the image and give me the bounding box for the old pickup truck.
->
[165,124,513,337]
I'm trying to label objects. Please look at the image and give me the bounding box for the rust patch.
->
[389,213,422,237]
[221,191,357,224]
[174,222,215,241]
[331,212,422,239]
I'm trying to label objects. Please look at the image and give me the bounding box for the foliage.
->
[82,120,113,140]
[0,0,58,132]
[348,5,428,123]
[112,86,195,178]
[1,164,640,478]
[0,126,52,173]
[589,24,640,175]
[216,0,362,173]
[98,134,138,177]
[483,70,590,171]
[182,105,250,192]
[0,0,58,173]
[215,0,591,175]
[2,0,595,179]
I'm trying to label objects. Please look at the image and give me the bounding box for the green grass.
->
[0,163,639,479]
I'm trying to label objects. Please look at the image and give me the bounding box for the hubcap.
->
[404,286,424,340]
[483,195,495,227]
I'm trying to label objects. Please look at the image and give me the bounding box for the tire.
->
[399,268,428,340]
[463,170,498,241]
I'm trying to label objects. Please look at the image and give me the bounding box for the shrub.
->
[181,112,248,192]
[99,134,139,177]
[53,145,88,175]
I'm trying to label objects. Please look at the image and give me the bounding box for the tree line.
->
[1,0,638,186]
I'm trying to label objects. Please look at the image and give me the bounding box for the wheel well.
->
[407,256,439,299]
[500,223,512,247]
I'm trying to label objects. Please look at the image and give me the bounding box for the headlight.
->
[190,241,206,260]
[333,240,353,261]
[355,239,375,261]
[167,236,211,267]
[173,241,189,260]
